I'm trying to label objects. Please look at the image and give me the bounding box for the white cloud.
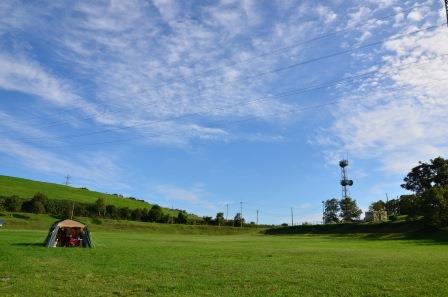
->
[155,184,217,210]
[319,25,448,175]
[0,137,126,189]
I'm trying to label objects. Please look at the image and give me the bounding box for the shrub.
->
[4,196,22,212]
[389,215,398,222]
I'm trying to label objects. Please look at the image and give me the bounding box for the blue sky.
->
[0,0,447,224]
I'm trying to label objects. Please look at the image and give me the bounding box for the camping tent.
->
[44,219,92,248]
[0,219,4,227]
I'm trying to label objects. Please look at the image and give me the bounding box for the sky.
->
[0,0,448,224]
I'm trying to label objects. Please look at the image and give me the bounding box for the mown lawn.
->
[0,228,447,297]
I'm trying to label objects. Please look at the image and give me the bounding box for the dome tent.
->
[44,219,92,248]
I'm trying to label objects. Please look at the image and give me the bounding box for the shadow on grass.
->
[11,242,44,247]
[12,213,30,219]
[264,221,448,245]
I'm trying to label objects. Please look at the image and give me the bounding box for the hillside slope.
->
[0,175,150,209]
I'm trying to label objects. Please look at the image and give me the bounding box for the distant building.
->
[365,211,388,222]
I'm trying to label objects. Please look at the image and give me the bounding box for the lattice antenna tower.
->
[339,158,353,199]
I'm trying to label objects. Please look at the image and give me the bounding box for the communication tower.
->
[339,159,353,199]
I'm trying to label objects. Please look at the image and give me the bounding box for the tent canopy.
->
[56,219,86,228]
[44,219,92,248]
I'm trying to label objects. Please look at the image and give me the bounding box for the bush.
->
[389,215,398,222]
[31,200,46,214]
[4,196,22,212]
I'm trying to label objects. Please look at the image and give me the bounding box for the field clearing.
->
[1,228,447,297]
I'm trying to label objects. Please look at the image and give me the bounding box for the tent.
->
[44,219,92,248]
[0,219,4,227]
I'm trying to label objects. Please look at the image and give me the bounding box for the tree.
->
[233,212,245,227]
[339,197,362,222]
[4,196,22,212]
[215,212,225,226]
[420,187,448,227]
[323,198,340,224]
[176,211,188,224]
[203,216,213,225]
[147,205,163,222]
[401,157,448,194]
[95,198,106,217]
[386,199,400,215]
[31,200,46,214]
[399,195,421,220]
[106,205,120,219]
[120,207,132,220]
[369,200,386,211]
[131,208,144,221]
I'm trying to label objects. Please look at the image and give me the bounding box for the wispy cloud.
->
[319,18,448,174]
[154,183,218,211]
[0,137,126,189]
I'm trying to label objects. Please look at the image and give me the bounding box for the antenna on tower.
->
[339,158,353,199]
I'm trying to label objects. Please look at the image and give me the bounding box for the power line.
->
[20,74,448,150]
[242,23,446,81]
[15,52,448,145]
[148,4,428,89]
[3,19,443,140]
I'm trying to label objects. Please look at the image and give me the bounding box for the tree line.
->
[370,157,448,227]
[0,194,253,227]
[0,194,192,224]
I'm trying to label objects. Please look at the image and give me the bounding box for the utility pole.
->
[290,207,294,226]
[64,175,71,186]
[385,193,389,213]
[171,204,174,224]
[225,204,229,220]
[70,202,75,219]
[256,209,259,225]
[322,201,325,224]
[240,201,243,228]
[445,0,448,27]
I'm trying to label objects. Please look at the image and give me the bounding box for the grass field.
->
[1,222,447,297]
[0,175,149,209]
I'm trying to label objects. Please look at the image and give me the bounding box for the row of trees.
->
[0,194,251,227]
[0,194,191,224]
[202,212,246,227]
[323,197,363,224]
[369,157,448,227]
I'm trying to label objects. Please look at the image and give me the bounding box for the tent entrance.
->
[53,227,83,247]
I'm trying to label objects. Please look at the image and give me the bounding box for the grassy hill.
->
[0,175,196,218]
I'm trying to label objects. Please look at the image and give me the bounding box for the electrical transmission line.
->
[1,12,441,133]
[16,53,448,146]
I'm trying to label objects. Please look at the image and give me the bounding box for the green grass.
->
[0,175,149,209]
[0,212,263,235]
[0,175,197,219]
[0,218,447,296]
